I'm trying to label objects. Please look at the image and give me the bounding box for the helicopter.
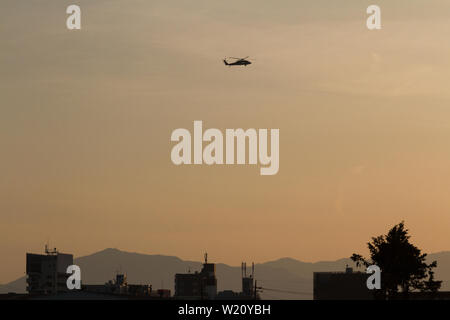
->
[223,56,252,67]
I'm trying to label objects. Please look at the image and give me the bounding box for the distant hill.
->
[1,248,449,299]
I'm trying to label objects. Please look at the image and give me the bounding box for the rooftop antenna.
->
[204,252,208,264]
[252,262,255,279]
[45,243,58,255]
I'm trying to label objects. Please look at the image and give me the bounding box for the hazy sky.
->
[2,0,450,283]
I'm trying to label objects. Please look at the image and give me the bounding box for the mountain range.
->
[1,248,449,299]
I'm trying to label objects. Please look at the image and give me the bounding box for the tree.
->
[351,222,441,299]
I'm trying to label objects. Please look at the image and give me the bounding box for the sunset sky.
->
[2,0,450,283]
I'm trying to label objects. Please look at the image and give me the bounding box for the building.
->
[26,246,73,295]
[83,273,128,295]
[174,273,202,298]
[174,257,259,300]
[314,266,450,300]
[155,289,171,299]
[174,253,217,299]
[216,262,259,300]
[241,262,255,297]
[83,273,168,298]
[313,266,374,300]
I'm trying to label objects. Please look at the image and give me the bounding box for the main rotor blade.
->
[229,56,249,60]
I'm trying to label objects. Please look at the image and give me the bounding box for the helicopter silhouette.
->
[223,56,252,67]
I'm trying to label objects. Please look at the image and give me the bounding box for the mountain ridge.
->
[1,248,449,299]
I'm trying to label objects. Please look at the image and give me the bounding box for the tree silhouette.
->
[351,222,441,299]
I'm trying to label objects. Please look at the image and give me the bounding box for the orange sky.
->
[1,0,450,283]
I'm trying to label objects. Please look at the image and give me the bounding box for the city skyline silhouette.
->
[2,0,450,298]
